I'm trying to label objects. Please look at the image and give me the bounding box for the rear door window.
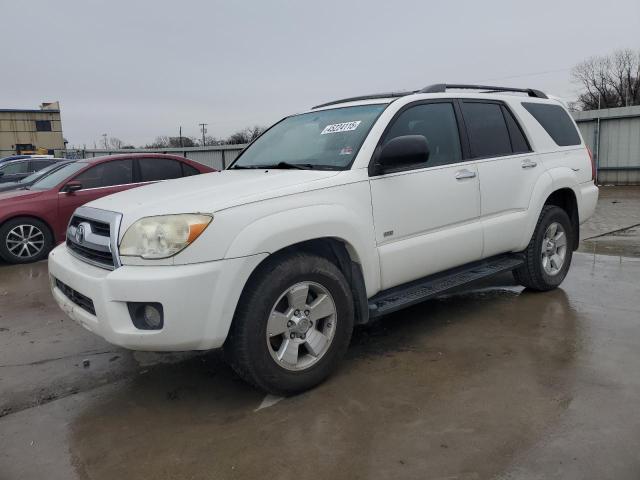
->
[181,163,200,176]
[521,102,581,146]
[501,106,531,154]
[460,102,512,158]
[139,158,183,181]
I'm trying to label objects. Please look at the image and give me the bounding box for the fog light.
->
[127,302,164,330]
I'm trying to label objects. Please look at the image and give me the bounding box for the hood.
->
[0,182,24,193]
[86,169,342,218]
[0,187,46,202]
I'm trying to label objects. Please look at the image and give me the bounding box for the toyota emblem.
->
[75,224,85,244]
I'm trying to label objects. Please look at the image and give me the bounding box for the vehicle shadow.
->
[67,277,580,480]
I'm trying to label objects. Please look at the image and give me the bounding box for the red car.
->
[0,154,214,264]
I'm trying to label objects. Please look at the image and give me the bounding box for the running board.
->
[368,254,524,319]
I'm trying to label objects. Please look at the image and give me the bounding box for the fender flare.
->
[224,203,381,296]
[517,168,580,251]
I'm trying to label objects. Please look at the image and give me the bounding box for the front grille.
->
[55,278,96,315]
[66,208,120,270]
[67,239,114,268]
[69,216,110,237]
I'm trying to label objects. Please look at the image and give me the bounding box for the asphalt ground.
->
[1,186,639,480]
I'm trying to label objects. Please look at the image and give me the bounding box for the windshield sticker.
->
[321,121,361,135]
[339,146,353,155]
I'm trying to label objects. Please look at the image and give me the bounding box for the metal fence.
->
[65,144,247,171]
[6,107,639,185]
[573,106,640,185]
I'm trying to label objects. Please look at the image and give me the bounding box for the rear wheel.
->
[0,217,53,264]
[514,205,573,291]
[226,252,354,395]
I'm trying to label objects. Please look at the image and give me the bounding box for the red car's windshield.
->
[29,162,87,190]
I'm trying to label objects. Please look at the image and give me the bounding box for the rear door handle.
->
[455,169,477,180]
[521,159,537,169]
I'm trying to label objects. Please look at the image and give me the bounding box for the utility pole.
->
[199,123,207,147]
[102,133,108,149]
[179,126,183,148]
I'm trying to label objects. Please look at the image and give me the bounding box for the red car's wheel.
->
[0,217,53,264]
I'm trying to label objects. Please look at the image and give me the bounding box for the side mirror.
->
[374,135,430,174]
[63,181,83,193]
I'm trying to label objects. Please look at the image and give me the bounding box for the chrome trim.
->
[66,206,123,270]
[57,181,154,194]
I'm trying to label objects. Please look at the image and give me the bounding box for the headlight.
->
[119,214,212,259]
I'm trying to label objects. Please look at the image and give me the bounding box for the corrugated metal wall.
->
[573,106,640,185]
[69,145,247,170]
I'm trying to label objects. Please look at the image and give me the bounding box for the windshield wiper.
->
[233,162,315,170]
[273,162,315,170]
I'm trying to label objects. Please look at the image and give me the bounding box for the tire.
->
[513,205,573,291]
[225,252,355,395]
[0,217,53,264]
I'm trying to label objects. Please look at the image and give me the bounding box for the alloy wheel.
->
[5,224,45,259]
[541,222,567,276]
[266,281,337,371]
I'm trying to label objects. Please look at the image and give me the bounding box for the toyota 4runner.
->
[49,84,599,395]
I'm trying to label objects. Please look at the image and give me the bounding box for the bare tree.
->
[226,125,265,144]
[571,48,640,110]
[108,137,125,149]
[145,136,197,148]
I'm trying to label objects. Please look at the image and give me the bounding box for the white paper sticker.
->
[321,121,361,135]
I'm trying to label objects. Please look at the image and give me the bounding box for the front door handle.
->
[521,159,537,169]
[455,169,477,180]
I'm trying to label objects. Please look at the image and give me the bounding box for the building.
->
[0,101,65,157]
[573,105,640,185]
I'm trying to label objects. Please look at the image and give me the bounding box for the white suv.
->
[49,84,599,394]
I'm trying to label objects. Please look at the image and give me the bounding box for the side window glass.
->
[501,106,531,154]
[74,159,133,189]
[1,161,30,174]
[139,158,183,181]
[182,163,200,176]
[521,102,581,146]
[383,103,462,167]
[31,159,54,170]
[461,102,512,158]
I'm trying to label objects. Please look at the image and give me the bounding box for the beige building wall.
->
[0,101,65,156]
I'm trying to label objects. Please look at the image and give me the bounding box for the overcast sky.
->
[2,0,638,148]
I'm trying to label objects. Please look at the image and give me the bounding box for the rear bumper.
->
[48,244,267,351]
[579,182,599,224]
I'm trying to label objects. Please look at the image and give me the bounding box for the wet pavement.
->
[1,189,640,479]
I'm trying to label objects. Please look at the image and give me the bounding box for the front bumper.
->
[48,244,267,351]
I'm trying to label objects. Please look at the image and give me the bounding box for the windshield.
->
[231,104,387,170]
[20,162,71,184]
[30,162,87,190]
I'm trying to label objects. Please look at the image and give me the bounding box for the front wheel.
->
[225,252,354,395]
[514,205,573,291]
[0,217,53,264]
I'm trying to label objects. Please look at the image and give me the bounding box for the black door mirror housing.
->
[374,135,430,174]
[63,181,83,193]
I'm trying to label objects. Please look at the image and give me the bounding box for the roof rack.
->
[420,84,547,99]
[312,92,414,109]
[311,83,548,109]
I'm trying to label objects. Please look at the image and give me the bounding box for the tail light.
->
[587,147,596,182]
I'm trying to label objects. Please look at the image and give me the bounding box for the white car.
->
[49,84,599,394]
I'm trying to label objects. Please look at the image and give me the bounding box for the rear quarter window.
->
[522,102,581,147]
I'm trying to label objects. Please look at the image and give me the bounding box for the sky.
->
[1,0,639,148]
